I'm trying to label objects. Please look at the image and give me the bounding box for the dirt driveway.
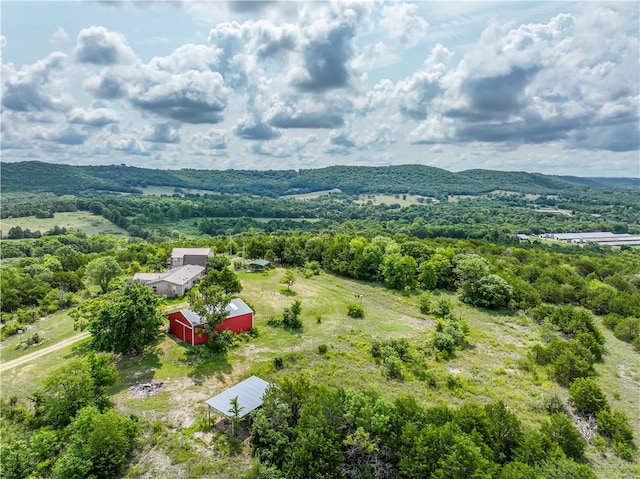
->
[0,331,90,373]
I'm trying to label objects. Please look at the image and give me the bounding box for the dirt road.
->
[0,331,91,373]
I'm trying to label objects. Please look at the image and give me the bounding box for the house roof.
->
[133,264,205,286]
[205,376,271,418]
[179,298,253,327]
[248,259,270,267]
[171,248,213,258]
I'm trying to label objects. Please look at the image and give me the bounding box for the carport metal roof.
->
[205,376,270,419]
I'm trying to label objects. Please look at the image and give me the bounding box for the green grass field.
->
[2,268,638,479]
[141,186,220,196]
[354,193,435,206]
[0,310,77,363]
[283,188,342,200]
[0,212,129,237]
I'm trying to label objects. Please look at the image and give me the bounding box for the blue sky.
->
[1,1,638,177]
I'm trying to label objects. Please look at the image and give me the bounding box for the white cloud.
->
[74,26,135,64]
[50,27,70,44]
[381,3,429,46]
[68,106,119,126]
[2,52,71,112]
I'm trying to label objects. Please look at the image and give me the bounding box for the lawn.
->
[354,193,435,206]
[0,211,129,237]
[2,268,638,479]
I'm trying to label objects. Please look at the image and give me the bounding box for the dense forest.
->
[2,161,638,197]
[1,163,639,479]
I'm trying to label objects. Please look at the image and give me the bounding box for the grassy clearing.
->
[141,186,220,196]
[2,268,638,478]
[354,193,434,206]
[282,189,341,200]
[1,337,92,399]
[0,211,129,237]
[0,310,77,363]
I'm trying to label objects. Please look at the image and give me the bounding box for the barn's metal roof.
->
[179,298,253,326]
[205,376,270,418]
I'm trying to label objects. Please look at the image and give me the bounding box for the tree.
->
[418,261,437,290]
[35,358,97,427]
[229,396,244,437]
[281,269,296,291]
[201,267,242,295]
[53,406,138,479]
[189,284,231,348]
[540,413,586,460]
[85,256,122,294]
[380,253,417,291]
[206,254,231,271]
[569,378,609,417]
[283,300,303,328]
[460,274,513,310]
[86,283,164,354]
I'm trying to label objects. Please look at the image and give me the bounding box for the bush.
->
[569,378,609,417]
[602,313,623,331]
[273,357,284,370]
[318,344,328,355]
[541,413,586,460]
[209,330,235,353]
[432,297,452,319]
[347,303,364,318]
[542,392,566,414]
[613,317,640,343]
[0,320,26,339]
[596,409,634,444]
[418,292,431,314]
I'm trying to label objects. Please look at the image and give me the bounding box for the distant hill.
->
[556,175,640,190]
[1,161,635,197]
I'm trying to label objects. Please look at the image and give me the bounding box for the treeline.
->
[2,189,638,243]
[1,354,138,479]
[3,161,637,199]
[248,376,599,479]
[3,230,639,346]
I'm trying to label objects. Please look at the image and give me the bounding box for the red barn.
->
[168,298,254,346]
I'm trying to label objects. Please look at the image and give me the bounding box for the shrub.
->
[602,313,623,330]
[542,392,566,414]
[432,297,452,319]
[569,378,609,417]
[273,357,284,370]
[209,330,235,353]
[347,303,364,318]
[318,344,328,355]
[418,292,431,314]
[433,331,456,354]
[541,413,586,460]
[596,409,634,444]
[613,317,640,343]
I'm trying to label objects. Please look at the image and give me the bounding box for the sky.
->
[1,0,639,177]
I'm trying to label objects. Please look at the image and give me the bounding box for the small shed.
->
[248,259,271,271]
[205,376,270,424]
[168,298,254,346]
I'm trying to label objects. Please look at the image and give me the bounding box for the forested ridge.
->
[2,161,637,197]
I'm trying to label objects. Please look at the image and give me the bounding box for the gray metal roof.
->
[248,259,270,267]
[180,298,253,326]
[171,248,214,258]
[205,376,270,418]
